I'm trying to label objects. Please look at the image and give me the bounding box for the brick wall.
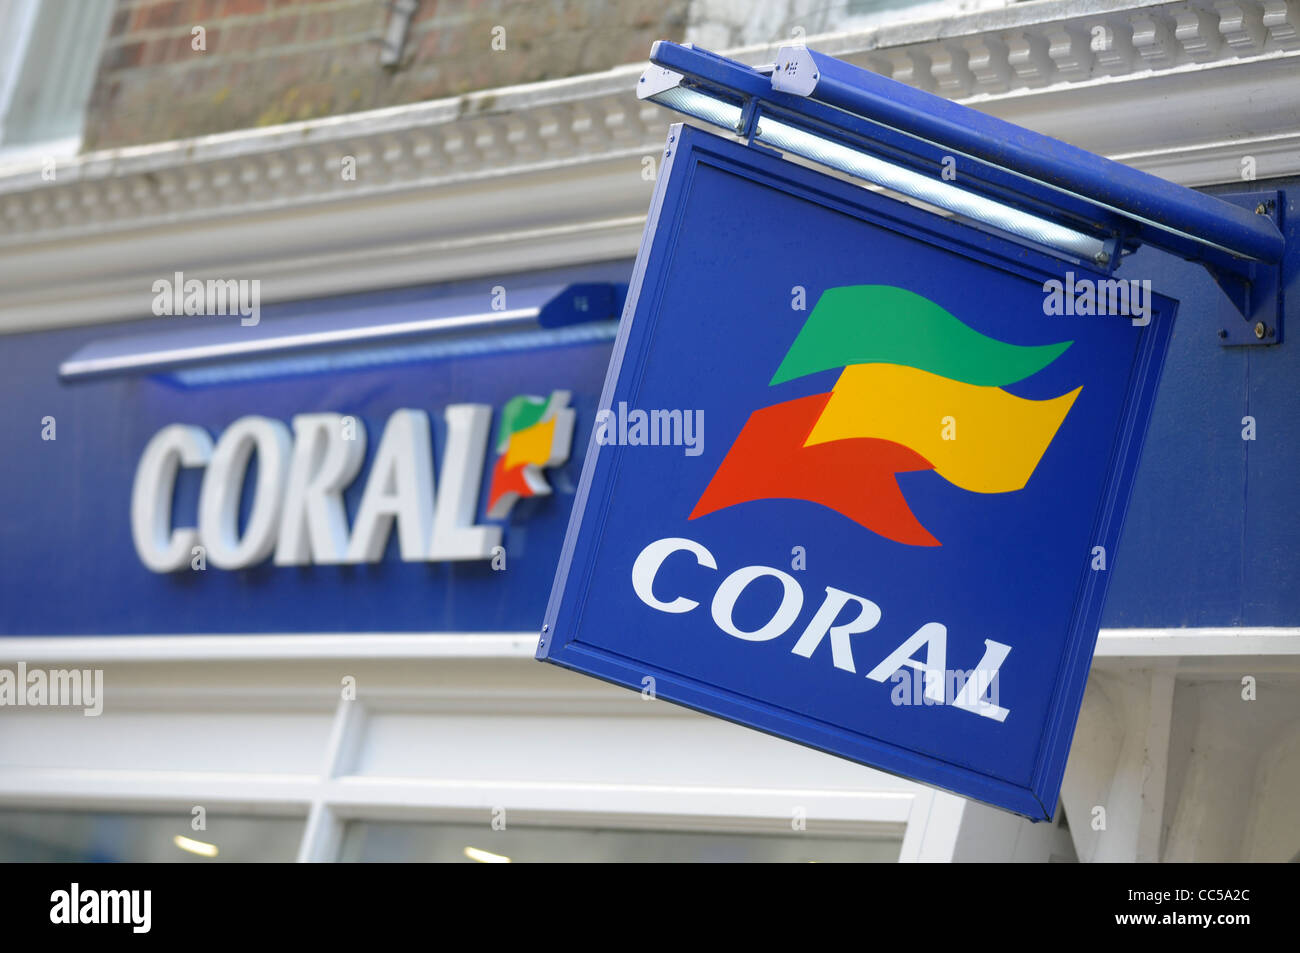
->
[84,0,689,150]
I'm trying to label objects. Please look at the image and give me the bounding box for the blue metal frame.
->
[538,123,1176,819]
[641,42,1286,343]
[776,45,1282,263]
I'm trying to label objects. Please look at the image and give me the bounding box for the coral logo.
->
[487,390,576,519]
[691,286,1081,546]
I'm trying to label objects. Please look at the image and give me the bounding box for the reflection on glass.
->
[0,809,304,862]
[341,820,901,863]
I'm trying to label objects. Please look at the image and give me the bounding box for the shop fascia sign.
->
[131,391,574,572]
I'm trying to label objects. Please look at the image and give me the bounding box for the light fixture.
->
[638,59,1107,265]
[768,43,1282,267]
[753,115,1107,262]
[173,834,219,858]
[463,845,512,863]
[59,282,626,385]
[169,320,617,387]
[637,41,1287,342]
[639,65,742,131]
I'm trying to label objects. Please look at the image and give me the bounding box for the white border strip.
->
[1091,627,1300,658]
[0,627,1296,662]
[0,767,914,830]
[0,633,542,662]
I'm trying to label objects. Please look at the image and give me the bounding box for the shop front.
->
[1,0,1297,863]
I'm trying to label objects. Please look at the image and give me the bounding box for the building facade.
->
[0,0,1296,862]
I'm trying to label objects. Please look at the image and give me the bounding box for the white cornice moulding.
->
[0,0,1297,334]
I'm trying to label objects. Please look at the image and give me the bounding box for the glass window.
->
[0,809,305,862]
[0,0,114,161]
[340,819,902,863]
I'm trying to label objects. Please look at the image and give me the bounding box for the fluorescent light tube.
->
[755,115,1108,263]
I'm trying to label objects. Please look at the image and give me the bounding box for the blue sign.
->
[539,123,1176,818]
[0,272,623,636]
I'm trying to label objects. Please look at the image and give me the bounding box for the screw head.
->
[1094,250,1110,266]
[542,624,549,633]
[1255,322,1267,339]
[1255,203,1267,215]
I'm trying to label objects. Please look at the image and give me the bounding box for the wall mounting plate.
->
[1215,191,1284,347]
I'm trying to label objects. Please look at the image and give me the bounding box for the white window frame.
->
[0,0,114,165]
[0,633,997,862]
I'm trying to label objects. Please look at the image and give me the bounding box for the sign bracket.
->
[1210,192,1284,346]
